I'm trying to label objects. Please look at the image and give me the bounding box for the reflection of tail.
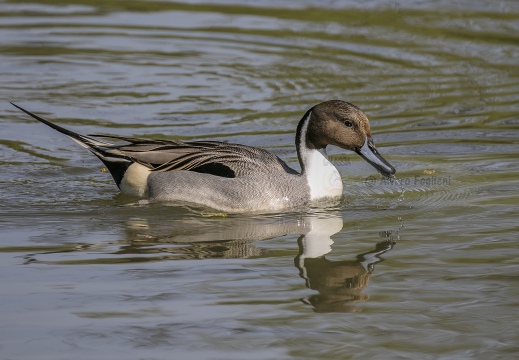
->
[11,103,133,187]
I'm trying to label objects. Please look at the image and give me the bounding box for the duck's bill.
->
[356,137,396,177]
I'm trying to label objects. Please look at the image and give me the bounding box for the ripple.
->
[0,2,518,359]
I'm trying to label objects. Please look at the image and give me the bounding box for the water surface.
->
[0,1,518,359]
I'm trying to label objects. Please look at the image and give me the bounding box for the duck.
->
[11,100,395,213]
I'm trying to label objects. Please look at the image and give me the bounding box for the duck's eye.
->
[344,120,353,127]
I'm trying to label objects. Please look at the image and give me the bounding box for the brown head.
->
[297,100,396,177]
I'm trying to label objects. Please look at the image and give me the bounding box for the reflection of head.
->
[299,255,371,293]
[295,232,395,313]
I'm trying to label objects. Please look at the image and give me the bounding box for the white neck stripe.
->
[296,110,313,169]
[296,111,343,200]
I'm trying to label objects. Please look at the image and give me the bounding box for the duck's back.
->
[99,136,298,178]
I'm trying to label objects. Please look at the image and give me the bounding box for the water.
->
[1,1,518,359]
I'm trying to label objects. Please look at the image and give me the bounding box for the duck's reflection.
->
[124,214,397,312]
[27,210,398,312]
[290,216,396,312]
[295,238,395,312]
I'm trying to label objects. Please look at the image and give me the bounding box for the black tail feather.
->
[10,102,112,149]
[11,102,134,187]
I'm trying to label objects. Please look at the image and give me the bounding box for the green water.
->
[0,1,518,359]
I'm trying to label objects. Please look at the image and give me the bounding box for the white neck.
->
[296,216,344,285]
[300,216,343,258]
[304,148,343,200]
[298,111,343,200]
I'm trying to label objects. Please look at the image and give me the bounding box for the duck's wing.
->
[94,135,298,178]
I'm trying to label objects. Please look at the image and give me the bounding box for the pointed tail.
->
[10,102,113,149]
[10,102,134,187]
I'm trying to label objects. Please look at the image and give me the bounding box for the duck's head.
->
[300,100,396,177]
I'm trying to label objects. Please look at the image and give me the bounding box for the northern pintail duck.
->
[11,100,395,212]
